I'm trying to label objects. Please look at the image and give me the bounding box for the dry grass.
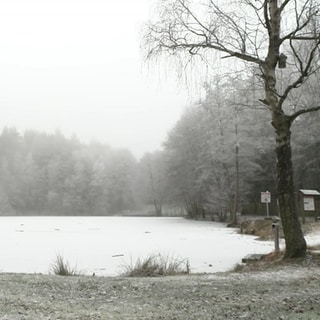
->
[50,254,79,276]
[122,253,190,277]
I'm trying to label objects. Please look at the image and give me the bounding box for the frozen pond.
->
[0,216,276,276]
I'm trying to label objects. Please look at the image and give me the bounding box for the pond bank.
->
[1,263,320,319]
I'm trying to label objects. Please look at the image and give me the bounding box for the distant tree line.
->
[0,81,319,217]
[0,129,137,215]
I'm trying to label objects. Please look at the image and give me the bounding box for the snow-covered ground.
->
[0,216,289,276]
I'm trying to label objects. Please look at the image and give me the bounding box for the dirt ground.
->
[1,258,320,320]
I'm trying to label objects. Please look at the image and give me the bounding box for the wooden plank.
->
[242,254,264,263]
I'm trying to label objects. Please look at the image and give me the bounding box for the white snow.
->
[0,216,282,276]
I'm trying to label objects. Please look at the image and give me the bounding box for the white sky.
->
[0,0,191,158]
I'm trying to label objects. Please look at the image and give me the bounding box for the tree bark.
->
[273,115,306,258]
[231,130,239,227]
[264,0,306,258]
[264,67,307,258]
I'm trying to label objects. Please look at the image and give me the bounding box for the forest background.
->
[0,74,319,219]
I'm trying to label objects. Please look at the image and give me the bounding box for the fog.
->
[0,0,190,158]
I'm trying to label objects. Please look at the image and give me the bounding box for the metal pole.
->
[266,202,269,218]
[274,224,280,252]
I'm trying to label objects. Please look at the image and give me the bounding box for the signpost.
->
[303,196,315,211]
[299,190,320,223]
[261,191,271,218]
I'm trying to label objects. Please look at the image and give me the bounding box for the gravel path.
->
[1,265,320,320]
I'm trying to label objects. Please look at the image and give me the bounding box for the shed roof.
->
[299,189,320,196]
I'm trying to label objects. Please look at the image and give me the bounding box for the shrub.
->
[231,263,245,272]
[50,254,79,276]
[122,253,190,277]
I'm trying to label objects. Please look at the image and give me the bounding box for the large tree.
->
[143,0,320,258]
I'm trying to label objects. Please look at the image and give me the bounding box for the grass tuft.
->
[122,253,190,277]
[50,254,79,276]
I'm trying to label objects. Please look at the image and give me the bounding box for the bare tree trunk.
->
[266,85,307,258]
[154,199,162,216]
[231,123,239,226]
[148,160,163,216]
[273,115,306,258]
[264,0,306,258]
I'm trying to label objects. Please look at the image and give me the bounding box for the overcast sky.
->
[0,0,191,158]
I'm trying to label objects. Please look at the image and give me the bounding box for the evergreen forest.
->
[1,77,319,218]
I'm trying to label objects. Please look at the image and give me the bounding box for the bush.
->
[50,254,79,276]
[122,253,190,277]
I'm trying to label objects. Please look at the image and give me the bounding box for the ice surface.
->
[0,216,278,276]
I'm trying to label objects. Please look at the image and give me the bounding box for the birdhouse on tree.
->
[278,53,287,68]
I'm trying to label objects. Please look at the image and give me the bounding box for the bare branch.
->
[163,41,263,65]
[280,0,319,44]
[278,37,320,108]
[280,0,291,12]
[143,0,266,67]
[291,36,320,40]
[290,105,320,122]
[264,0,271,36]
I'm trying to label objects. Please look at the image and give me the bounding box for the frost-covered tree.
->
[137,151,167,216]
[143,0,320,258]
[164,77,272,221]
